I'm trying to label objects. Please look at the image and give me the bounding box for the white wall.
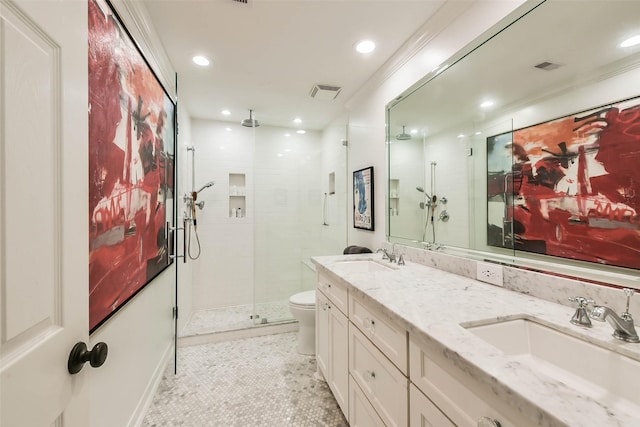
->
[87,2,178,426]
[345,0,528,248]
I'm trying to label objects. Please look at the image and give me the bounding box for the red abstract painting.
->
[89,0,175,332]
[487,97,640,270]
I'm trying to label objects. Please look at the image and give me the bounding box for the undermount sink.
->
[464,317,640,413]
[332,259,396,272]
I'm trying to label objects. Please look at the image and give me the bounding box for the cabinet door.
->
[410,384,455,427]
[316,291,330,378]
[349,375,385,427]
[328,305,349,417]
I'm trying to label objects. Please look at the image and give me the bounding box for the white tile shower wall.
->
[190,119,323,310]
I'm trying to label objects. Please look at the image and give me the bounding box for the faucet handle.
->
[568,296,595,308]
[568,297,595,327]
[622,288,635,321]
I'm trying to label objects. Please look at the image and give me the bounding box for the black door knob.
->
[68,342,108,374]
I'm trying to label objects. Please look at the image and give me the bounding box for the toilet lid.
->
[290,290,316,306]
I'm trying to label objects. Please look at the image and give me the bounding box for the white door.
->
[0,0,90,426]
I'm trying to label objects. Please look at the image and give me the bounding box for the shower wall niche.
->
[389,178,399,216]
[229,173,246,218]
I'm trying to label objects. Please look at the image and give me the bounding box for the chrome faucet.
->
[589,288,639,343]
[375,248,389,260]
[382,249,397,263]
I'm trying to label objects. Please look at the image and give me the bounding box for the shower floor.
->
[180,300,293,337]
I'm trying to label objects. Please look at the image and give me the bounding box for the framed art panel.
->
[88,0,176,332]
[487,96,640,270]
[354,166,374,231]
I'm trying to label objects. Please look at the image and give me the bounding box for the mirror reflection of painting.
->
[487,97,640,270]
[353,167,374,231]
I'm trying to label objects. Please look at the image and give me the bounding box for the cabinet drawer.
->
[409,337,520,427]
[409,383,455,427]
[349,375,385,427]
[350,294,407,374]
[318,272,348,315]
[350,325,408,427]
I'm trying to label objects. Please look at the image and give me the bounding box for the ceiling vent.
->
[534,61,562,71]
[232,0,251,4]
[309,84,342,101]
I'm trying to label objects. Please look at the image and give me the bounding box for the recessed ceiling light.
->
[293,118,302,124]
[192,55,210,66]
[621,35,640,48]
[221,110,231,116]
[355,40,376,54]
[225,127,232,132]
[284,133,291,137]
[480,100,494,108]
[475,131,482,135]
[284,148,292,153]
[410,129,418,134]
[296,130,306,134]
[457,134,465,138]
[277,153,283,157]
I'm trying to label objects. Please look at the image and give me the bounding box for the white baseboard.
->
[127,341,174,427]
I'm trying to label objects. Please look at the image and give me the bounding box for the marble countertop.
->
[311,254,640,427]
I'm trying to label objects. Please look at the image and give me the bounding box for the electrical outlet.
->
[476,261,503,286]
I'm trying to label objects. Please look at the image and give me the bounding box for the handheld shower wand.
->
[196,181,215,194]
[190,181,216,229]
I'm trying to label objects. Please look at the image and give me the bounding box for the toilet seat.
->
[289,290,316,308]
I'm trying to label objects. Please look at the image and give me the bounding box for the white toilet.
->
[289,290,316,355]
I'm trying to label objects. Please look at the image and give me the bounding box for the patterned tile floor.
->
[180,301,293,337]
[143,332,348,427]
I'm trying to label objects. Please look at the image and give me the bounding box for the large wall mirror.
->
[387,0,640,288]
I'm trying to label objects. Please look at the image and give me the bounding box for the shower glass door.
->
[252,122,348,325]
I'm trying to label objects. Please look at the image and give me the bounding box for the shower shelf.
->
[229,173,246,218]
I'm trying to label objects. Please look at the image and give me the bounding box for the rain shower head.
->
[241,109,260,128]
[416,186,425,193]
[396,126,412,140]
[196,181,215,193]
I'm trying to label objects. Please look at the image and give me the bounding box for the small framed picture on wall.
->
[353,166,374,231]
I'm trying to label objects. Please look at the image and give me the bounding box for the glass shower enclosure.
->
[251,122,348,325]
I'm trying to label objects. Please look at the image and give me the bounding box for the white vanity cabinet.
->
[316,273,349,419]
[409,336,525,427]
